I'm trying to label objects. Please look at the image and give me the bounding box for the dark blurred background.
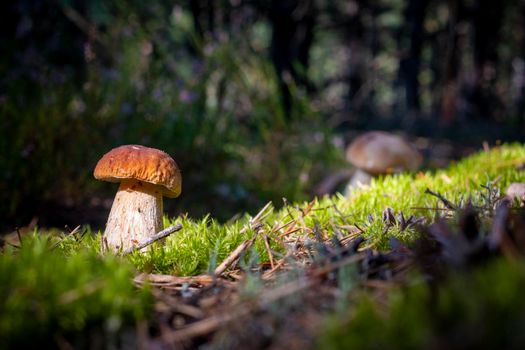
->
[1,0,525,232]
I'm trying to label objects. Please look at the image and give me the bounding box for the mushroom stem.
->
[103,179,163,253]
[344,168,373,195]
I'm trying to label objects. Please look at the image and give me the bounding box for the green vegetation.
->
[0,234,151,349]
[128,215,271,276]
[52,144,525,276]
[2,144,525,346]
[320,258,525,349]
[234,143,525,252]
[4,1,525,347]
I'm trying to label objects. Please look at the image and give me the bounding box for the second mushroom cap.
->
[346,131,422,175]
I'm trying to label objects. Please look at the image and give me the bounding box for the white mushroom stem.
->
[343,169,373,196]
[103,179,164,253]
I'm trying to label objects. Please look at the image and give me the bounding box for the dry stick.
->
[153,289,206,319]
[295,201,317,238]
[272,220,295,234]
[3,241,21,249]
[213,203,273,275]
[156,300,206,320]
[50,225,81,250]
[331,200,351,226]
[62,7,108,46]
[338,231,362,246]
[60,279,106,304]
[166,313,236,343]
[121,224,183,256]
[214,228,261,276]
[134,273,215,287]
[253,202,274,221]
[100,235,109,254]
[238,201,273,235]
[279,202,317,239]
[424,188,457,210]
[262,234,275,269]
[410,207,450,211]
[262,258,287,279]
[15,228,23,246]
[280,225,300,238]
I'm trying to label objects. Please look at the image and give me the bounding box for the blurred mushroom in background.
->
[506,183,525,203]
[344,131,422,194]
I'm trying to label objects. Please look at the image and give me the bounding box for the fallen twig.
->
[16,228,23,247]
[51,225,82,250]
[62,7,108,46]
[134,273,215,287]
[214,229,261,276]
[121,224,183,256]
[154,291,206,319]
[424,188,457,210]
[262,258,287,279]
[213,203,273,275]
[263,234,275,269]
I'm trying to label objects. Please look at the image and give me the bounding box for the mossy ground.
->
[319,258,525,350]
[0,235,151,349]
[2,143,525,346]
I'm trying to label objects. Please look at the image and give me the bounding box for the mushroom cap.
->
[94,145,181,198]
[506,182,525,201]
[346,131,422,175]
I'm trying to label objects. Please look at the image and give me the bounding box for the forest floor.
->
[2,143,525,349]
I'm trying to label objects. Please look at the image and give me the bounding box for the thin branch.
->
[16,228,23,246]
[424,188,457,210]
[262,234,275,269]
[134,273,215,287]
[51,225,81,250]
[214,228,261,276]
[121,224,183,256]
[213,203,273,275]
[62,6,108,46]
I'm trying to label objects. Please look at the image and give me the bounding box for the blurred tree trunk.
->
[519,1,525,123]
[345,1,366,112]
[464,0,505,120]
[398,0,429,115]
[190,0,204,39]
[439,0,464,123]
[269,0,316,118]
[190,0,217,39]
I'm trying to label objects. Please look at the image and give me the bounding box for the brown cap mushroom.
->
[94,145,181,252]
[345,131,422,190]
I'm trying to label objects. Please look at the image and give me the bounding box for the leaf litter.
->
[133,182,525,349]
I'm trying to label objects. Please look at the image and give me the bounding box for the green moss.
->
[58,143,525,275]
[267,143,525,249]
[128,215,252,275]
[2,143,525,347]
[319,258,525,349]
[0,234,151,348]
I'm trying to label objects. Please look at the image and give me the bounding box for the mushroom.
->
[345,131,422,192]
[506,183,525,202]
[94,145,181,253]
